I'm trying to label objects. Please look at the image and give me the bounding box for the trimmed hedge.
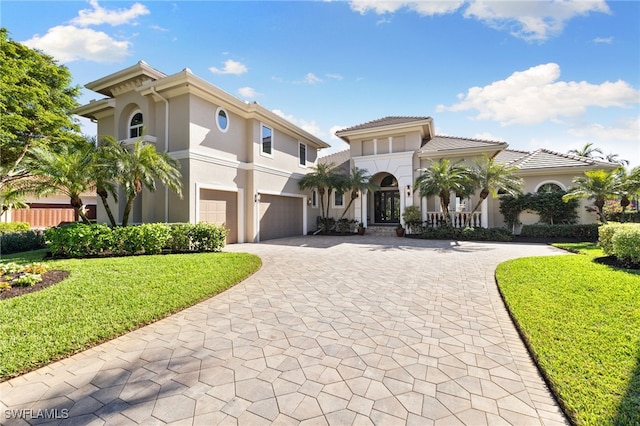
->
[419,226,513,242]
[612,227,640,264]
[520,224,600,240]
[0,230,46,254]
[45,223,229,258]
[0,222,30,234]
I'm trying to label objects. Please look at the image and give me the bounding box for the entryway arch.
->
[371,172,400,224]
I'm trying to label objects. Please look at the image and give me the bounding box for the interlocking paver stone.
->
[0,237,570,425]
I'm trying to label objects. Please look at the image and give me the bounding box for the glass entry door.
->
[374,190,400,223]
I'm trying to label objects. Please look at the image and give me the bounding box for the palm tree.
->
[562,169,618,223]
[568,143,603,158]
[298,162,339,219]
[604,153,629,166]
[338,167,378,220]
[92,136,123,226]
[118,140,182,226]
[464,155,523,226]
[415,158,473,226]
[28,141,96,224]
[0,185,28,218]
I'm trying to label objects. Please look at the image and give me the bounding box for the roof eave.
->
[336,118,433,143]
[85,61,166,97]
[417,145,507,159]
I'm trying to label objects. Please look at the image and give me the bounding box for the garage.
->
[259,194,303,241]
[199,189,237,243]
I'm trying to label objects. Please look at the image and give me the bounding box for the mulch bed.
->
[594,255,640,270]
[0,270,69,300]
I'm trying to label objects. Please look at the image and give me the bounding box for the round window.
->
[216,107,229,132]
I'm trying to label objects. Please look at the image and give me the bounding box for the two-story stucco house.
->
[75,63,617,242]
[74,61,329,242]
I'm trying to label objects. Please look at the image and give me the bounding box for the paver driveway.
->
[1,236,569,425]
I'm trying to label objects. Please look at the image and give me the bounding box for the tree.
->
[0,29,80,188]
[0,185,28,218]
[415,159,473,226]
[567,143,603,158]
[604,153,629,166]
[338,167,378,220]
[118,140,183,226]
[464,155,523,226]
[298,162,340,219]
[27,140,96,224]
[562,169,618,223]
[92,136,123,226]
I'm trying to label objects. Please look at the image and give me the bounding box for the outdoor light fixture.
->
[254,193,261,203]
[406,185,411,197]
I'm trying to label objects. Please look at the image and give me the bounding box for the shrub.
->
[402,206,423,234]
[336,219,356,233]
[167,223,192,252]
[420,226,512,242]
[598,223,639,255]
[611,227,640,265]
[13,273,42,287]
[0,230,46,254]
[317,217,336,234]
[112,224,170,255]
[520,224,600,240]
[0,222,30,234]
[46,223,113,257]
[189,222,228,252]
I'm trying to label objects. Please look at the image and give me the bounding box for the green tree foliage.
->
[0,28,80,187]
[298,162,342,219]
[563,169,618,223]
[465,155,523,226]
[117,140,182,226]
[338,167,378,220]
[414,159,473,226]
[568,142,603,159]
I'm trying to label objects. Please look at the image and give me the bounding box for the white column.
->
[421,196,427,222]
[400,191,406,226]
[362,192,368,227]
[302,195,308,237]
[481,198,488,228]
[388,137,393,154]
[354,191,362,225]
[373,139,377,155]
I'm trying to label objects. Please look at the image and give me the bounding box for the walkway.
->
[1,236,569,425]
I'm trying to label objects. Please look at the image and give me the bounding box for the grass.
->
[0,250,261,380]
[496,243,640,426]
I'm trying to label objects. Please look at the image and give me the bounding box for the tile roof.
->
[499,148,617,171]
[318,149,351,173]
[494,149,530,165]
[336,116,431,133]
[418,135,507,154]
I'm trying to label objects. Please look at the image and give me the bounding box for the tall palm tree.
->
[604,152,629,166]
[118,140,182,226]
[298,162,339,219]
[464,155,523,226]
[415,158,473,226]
[568,143,603,158]
[28,141,96,224]
[338,167,378,220]
[0,185,28,218]
[562,169,618,223]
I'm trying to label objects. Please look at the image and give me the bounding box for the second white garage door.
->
[259,194,303,241]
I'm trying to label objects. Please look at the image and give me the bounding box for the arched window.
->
[536,182,564,193]
[380,175,398,187]
[129,111,143,138]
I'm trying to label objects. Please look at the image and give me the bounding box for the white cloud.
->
[464,0,610,41]
[22,25,131,63]
[71,0,149,27]
[272,109,322,137]
[330,125,347,140]
[350,1,463,16]
[593,36,613,44]
[303,73,323,84]
[350,0,609,41]
[326,73,344,81]
[238,87,259,98]
[437,63,639,126]
[209,59,248,75]
[568,116,640,141]
[472,132,506,142]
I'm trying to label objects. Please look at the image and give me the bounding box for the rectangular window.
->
[334,191,344,207]
[312,190,318,208]
[261,124,272,157]
[299,142,307,167]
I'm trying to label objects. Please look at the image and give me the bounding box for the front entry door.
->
[374,190,400,223]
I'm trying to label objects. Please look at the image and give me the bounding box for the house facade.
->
[74,61,329,242]
[73,62,616,241]
[326,116,617,230]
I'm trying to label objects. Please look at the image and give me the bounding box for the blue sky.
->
[3,0,639,167]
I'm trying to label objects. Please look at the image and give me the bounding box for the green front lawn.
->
[0,250,261,380]
[496,243,640,426]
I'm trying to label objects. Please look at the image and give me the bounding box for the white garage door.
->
[199,189,237,244]
[259,194,303,241]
